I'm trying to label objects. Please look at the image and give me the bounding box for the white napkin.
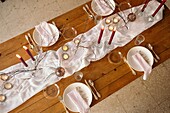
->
[94,0,113,14]
[35,21,54,46]
[67,89,90,113]
[132,52,152,80]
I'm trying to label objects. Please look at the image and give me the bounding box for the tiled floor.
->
[0,0,170,113]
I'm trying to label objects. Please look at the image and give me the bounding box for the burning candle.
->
[16,54,28,67]
[1,74,9,81]
[105,18,111,24]
[23,46,35,61]
[141,0,150,12]
[113,17,119,24]
[108,27,116,45]
[0,94,6,102]
[152,0,167,17]
[98,25,104,44]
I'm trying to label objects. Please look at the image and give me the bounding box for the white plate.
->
[63,82,92,112]
[127,46,154,71]
[91,0,115,16]
[33,23,59,47]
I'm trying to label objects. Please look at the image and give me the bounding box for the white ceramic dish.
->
[33,23,59,47]
[127,46,154,71]
[63,82,92,112]
[91,0,115,16]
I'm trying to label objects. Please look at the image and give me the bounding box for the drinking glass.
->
[134,34,145,45]
[118,0,136,22]
[62,24,77,40]
[43,83,60,99]
[108,51,123,64]
[73,71,83,81]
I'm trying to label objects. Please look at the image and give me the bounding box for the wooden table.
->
[0,0,169,113]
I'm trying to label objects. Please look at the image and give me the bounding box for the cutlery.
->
[25,35,34,49]
[147,43,160,60]
[85,4,95,18]
[27,33,41,53]
[84,79,98,100]
[123,57,137,75]
[83,6,93,19]
[58,95,69,113]
[88,80,101,98]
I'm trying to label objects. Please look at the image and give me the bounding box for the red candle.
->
[152,0,167,17]
[141,0,150,12]
[108,27,116,45]
[23,46,35,61]
[98,25,104,44]
[16,54,28,67]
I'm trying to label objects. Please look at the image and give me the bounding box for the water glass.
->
[108,51,123,64]
[43,83,60,99]
[73,71,83,81]
[134,34,145,45]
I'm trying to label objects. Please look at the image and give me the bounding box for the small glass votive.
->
[108,24,115,31]
[134,34,145,45]
[43,84,60,99]
[113,17,120,24]
[105,17,112,24]
[62,53,69,60]
[108,51,123,64]
[62,45,69,51]
[4,82,13,90]
[73,71,83,81]
[0,94,6,102]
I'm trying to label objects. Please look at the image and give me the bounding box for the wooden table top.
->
[0,0,169,113]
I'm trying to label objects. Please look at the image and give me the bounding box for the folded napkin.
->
[132,52,152,80]
[94,0,113,14]
[35,21,54,46]
[67,89,90,113]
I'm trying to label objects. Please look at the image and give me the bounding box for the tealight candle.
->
[0,94,6,102]
[62,53,69,60]
[105,18,111,24]
[74,39,80,45]
[108,27,116,45]
[4,82,13,90]
[108,25,114,31]
[98,25,104,44]
[16,54,28,67]
[1,74,9,81]
[62,45,69,51]
[113,17,119,24]
[23,46,35,61]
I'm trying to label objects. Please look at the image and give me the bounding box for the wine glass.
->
[61,24,77,40]
[43,83,60,99]
[73,71,83,81]
[107,51,123,64]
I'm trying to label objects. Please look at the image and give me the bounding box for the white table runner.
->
[0,1,164,112]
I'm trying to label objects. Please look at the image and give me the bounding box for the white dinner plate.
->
[91,0,115,16]
[127,46,154,71]
[33,23,59,47]
[63,82,92,112]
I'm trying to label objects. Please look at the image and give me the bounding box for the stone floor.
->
[0,0,170,113]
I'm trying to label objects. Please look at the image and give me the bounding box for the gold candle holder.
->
[1,74,9,81]
[0,94,6,102]
[62,45,69,51]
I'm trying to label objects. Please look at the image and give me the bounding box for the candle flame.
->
[16,54,21,58]
[23,46,28,50]
[101,25,104,30]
